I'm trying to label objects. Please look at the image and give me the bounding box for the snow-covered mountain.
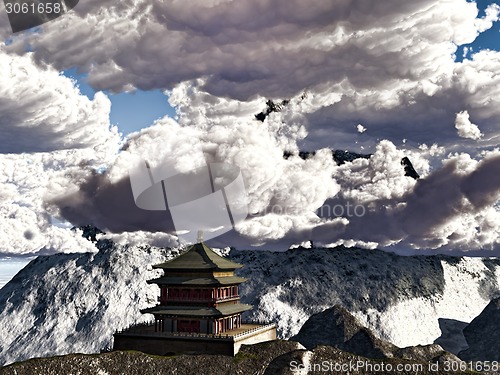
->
[1,242,499,365]
[0,242,177,365]
[235,247,500,346]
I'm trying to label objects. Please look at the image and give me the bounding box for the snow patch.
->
[353,258,495,347]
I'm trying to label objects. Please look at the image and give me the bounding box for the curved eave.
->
[146,275,247,286]
[152,242,244,271]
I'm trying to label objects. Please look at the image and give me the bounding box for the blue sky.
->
[458,0,500,60]
[64,68,177,136]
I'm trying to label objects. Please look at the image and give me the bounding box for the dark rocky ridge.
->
[332,149,372,165]
[283,149,372,166]
[0,341,473,375]
[434,318,469,355]
[255,99,290,122]
[2,302,497,374]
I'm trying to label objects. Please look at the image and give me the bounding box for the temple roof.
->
[153,242,243,271]
[147,275,247,286]
[142,303,252,318]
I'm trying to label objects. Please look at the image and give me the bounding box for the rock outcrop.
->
[459,297,500,361]
[401,156,420,179]
[291,304,464,367]
[290,305,397,358]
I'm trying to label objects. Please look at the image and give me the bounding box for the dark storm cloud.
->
[49,172,176,233]
[315,149,500,253]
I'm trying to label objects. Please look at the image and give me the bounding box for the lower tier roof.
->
[141,303,252,318]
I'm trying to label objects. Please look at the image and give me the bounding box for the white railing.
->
[232,323,276,339]
[115,322,276,341]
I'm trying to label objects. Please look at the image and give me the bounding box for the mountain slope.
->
[0,243,178,365]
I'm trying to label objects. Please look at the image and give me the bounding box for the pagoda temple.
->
[113,242,276,356]
[142,242,251,334]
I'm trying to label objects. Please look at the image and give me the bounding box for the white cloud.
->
[356,124,367,133]
[0,46,122,255]
[0,0,489,99]
[463,46,469,58]
[0,50,120,154]
[455,110,483,140]
[0,150,114,255]
[474,3,500,33]
[48,88,340,247]
[314,148,500,253]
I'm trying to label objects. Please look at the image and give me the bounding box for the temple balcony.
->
[214,295,240,303]
[158,294,240,305]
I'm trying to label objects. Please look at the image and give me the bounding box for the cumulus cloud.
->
[47,88,339,246]
[0,149,114,255]
[1,0,498,155]
[455,110,483,140]
[356,124,367,134]
[43,81,499,255]
[0,49,120,254]
[314,147,500,253]
[0,51,120,154]
[474,3,500,33]
[1,1,491,96]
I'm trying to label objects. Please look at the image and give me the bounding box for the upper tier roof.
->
[153,242,243,271]
[147,275,247,286]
